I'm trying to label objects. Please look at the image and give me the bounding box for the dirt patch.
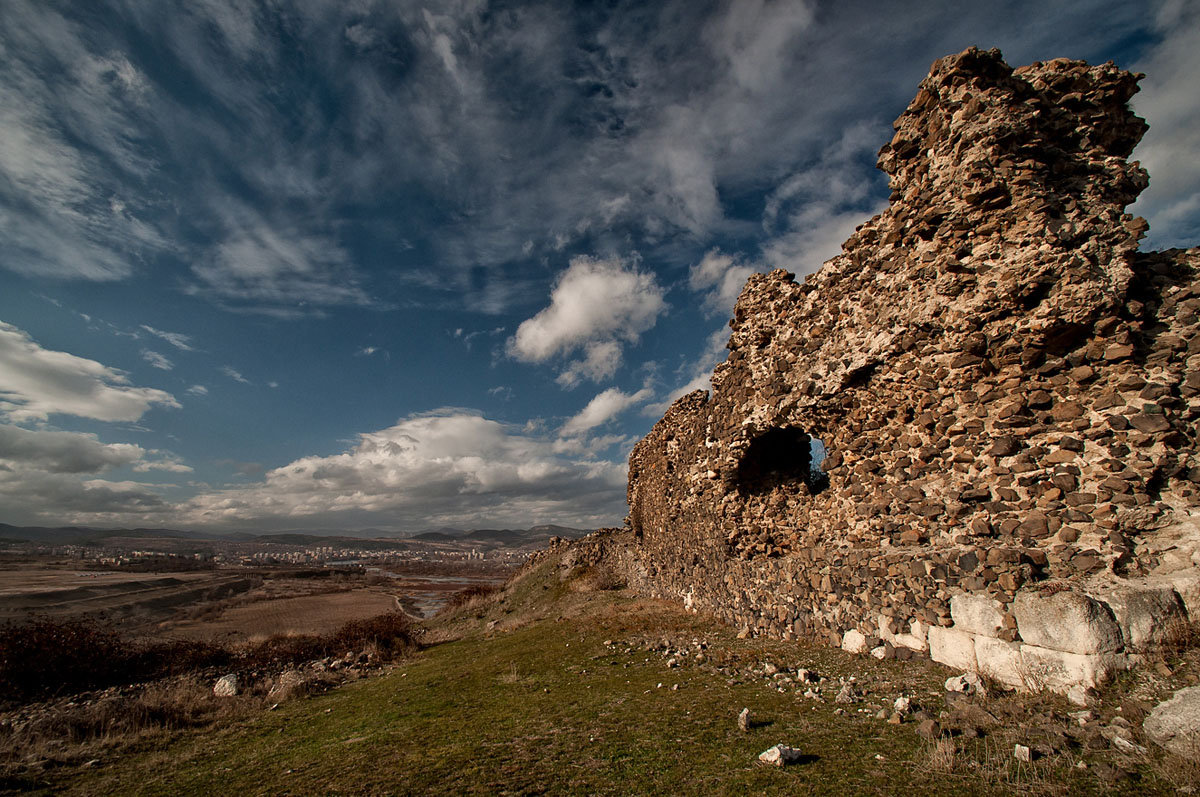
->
[164,589,400,643]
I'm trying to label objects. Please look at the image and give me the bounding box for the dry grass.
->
[167,588,400,643]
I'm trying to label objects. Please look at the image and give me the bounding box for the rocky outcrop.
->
[626,47,1200,691]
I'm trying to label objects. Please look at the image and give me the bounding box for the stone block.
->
[1017,645,1128,692]
[950,592,1006,637]
[1102,586,1187,650]
[928,626,977,672]
[973,636,1023,687]
[1012,589,1123,654]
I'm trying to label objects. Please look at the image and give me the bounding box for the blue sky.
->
[1,0,1197,533]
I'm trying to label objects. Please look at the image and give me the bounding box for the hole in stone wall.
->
[735,427,829,496]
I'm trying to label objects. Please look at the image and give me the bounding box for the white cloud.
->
[190,208,372,311]
[0,469,170,524]
[688,249,756,317]
[356,346,380,357]
[186,384,209,396]
[140,325,195,351]
[178,410,627,531]
[133,453,193,474]
[0,2,168,282]
[509,256,666,384]
[141,349,173,370]
[0,321,180,422]
[1130,0,1200,248]
[561,387,654,437]
[221,365,249,384]
[0,425,144,473]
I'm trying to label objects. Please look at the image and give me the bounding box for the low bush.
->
[445,584,500,609]
[1,612,415,707]
[0,619,227,705]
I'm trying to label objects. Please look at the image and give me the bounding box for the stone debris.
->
[213,674,239,698]
[945,672,988,698]
[622,45,1200,694]
[738,707,752,732]
[758,744,804,767]
[1143,686,1200,757]
[1013,744,1033,763]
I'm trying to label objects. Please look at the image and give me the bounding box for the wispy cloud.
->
[140,325,195,351]
[141,349,173,370]
[220,365,249,384]
[0,321,179,423]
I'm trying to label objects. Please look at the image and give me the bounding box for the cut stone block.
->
[928,626,977,672]
[1103,586,1187,650]
[1017,645,1128,692]
[974,635,1023,687]
[951,593,1006,637]
[1013,589,1122,654]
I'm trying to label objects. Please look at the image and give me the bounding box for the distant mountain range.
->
[0,522,592,548]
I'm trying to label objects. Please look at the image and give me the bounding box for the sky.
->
[1,0,1198,535]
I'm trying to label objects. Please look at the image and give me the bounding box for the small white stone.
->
[213,674,239,697]
[758,744,804,766]
[1013,744,1032,763]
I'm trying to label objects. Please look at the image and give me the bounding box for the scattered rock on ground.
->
[1143,686,1200,757]
[213,674,239,697]
[758,744,804,766]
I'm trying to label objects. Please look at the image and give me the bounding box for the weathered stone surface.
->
[929,627,978,672]
[1143,687,1200,757]
[841,629,868,654]
[1102,587,1187,650]
[620,45,1200,694]
[1017,646,1126,692]
[1012,590,1123,655]
[213,674,239,697]
[950,593,1006,638]
[758,744,804,766]
[974,636,1024,687]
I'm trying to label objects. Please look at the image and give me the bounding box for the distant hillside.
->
[0,522,594,548]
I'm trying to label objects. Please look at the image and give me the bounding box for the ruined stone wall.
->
[626,48,1200,690]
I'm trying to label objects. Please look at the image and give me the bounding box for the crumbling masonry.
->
[625,48,1200,691]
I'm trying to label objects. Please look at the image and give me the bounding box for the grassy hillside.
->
[17,553,1198,795]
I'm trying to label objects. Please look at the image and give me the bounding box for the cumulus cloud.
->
[180,410,627,531]
[508,256,666,385]
[0,425,144,473]
[0,322,180,422]
[689,250,756,317]
[0,469,169,525]
[141,349,173,370]
[561,387,654,437]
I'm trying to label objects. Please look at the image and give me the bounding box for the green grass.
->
[22,560,1188,795]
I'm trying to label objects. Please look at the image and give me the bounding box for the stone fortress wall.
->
[624,47,1200,691]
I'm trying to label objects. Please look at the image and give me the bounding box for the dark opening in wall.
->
[735,427,829,496]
